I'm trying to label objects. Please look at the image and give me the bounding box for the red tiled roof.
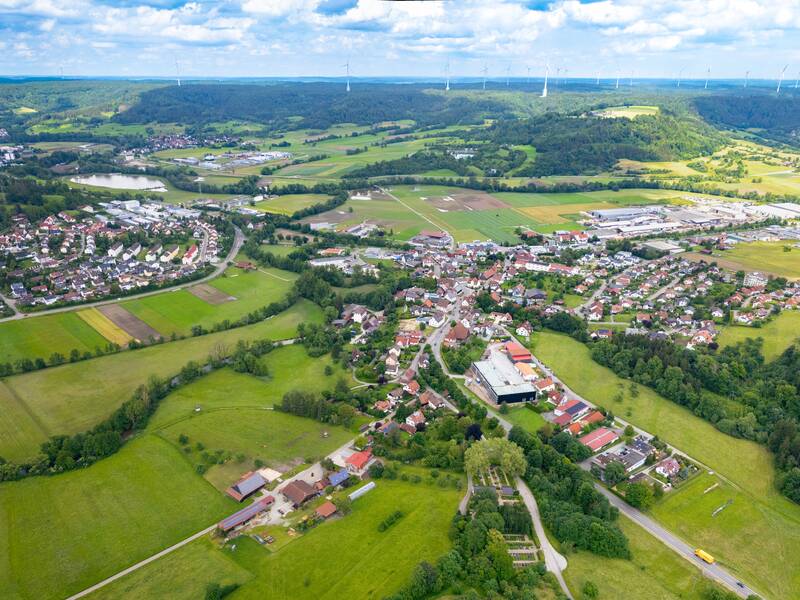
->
[578,427,618,452]
[346,448,373,470]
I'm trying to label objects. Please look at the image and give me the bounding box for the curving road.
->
[0,227,244,324]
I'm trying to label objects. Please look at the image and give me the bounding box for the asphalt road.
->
[0,226,245,323]
[594,484,758,599]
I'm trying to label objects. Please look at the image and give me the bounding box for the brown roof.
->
[281,480,317,505]
[316,501,337,519]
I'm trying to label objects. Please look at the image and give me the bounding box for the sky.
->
[1,0,800,81]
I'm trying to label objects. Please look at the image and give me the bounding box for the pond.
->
[70,173,168,192]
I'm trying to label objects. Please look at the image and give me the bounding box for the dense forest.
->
[474,113,726,175]
[695,95,800,145]
[116,83,511,130]
[589,334,800,503]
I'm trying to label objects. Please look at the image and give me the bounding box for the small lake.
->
[71,174,168,192]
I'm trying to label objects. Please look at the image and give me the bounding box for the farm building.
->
[218,496,275,533]
[472,350,537,404]
[281,480,317,507]
[225,471,267,502]
[316,501,338,519]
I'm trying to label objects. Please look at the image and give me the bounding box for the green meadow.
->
[531,331,800,599]
[0,300,322,462]
[1,348,367,600]
[120,266,297,337]
[0,311,109,365]
[0,435,238,600]
[252,194,331,216]
[564,517,721,600]
[88,478,461,600]
[718,310,800,361]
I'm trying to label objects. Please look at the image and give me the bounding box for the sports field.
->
[89,478,461,600]
[0,300,323,462]
[120,266,297,337]
[531,331,800,599]
[0,435,237,600]
[718,310,800,361]
[0,311,110,365]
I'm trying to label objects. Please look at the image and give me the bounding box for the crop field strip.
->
[77,308,134,346]
[98,304,162,342]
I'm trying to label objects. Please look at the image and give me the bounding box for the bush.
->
[377,510,404,532]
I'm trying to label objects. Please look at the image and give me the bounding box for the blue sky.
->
[1,0,799,80]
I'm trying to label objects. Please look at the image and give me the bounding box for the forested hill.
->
[695,95,800,145]
[476,113,726,175]
[115,83,511,129]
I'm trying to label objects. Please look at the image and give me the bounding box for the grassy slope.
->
[1,348,364,600]
[0,436,238,600]
[0,301,322,462]
[718,311,800,361]
[531,331,800,599]
[87,538,253,600]
[0,311,110,365]
[563,517,714,600]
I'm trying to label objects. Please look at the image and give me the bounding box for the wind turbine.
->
[596,70,600,85]
[343,60,351,92]
[677,67,685,88]
[506,64,511,87]
[541,63,549,98]
[174,56,181,87]
[527,66,531,85]
[629,69,633,87]
[795,72,799,89]
[445,60,450,92]
[744,70,750,88]
[615,69,620,90]
[482,63,488,91]
[777,64,789,94]
[704,67,710,90]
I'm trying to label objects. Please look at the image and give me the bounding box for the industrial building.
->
[472,350,537,404]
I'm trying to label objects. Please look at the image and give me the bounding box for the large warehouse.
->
[472,351,537,404]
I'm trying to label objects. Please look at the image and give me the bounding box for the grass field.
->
[0,300,323,462]
[88,537,252,600]
[120,266,297,337]
[149,346,359,489]
[253,194,331,216]
[0,311,110,365]
[530,331,800,599]
[714,242,800,280]
[86,477,461,600]
[503,405,547,433]
[651,472,800,599]
[595,105,660,118]
[0,435,238,600]
[718,310,800,361]
[564,517,719,600]
[77,307,134,346]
